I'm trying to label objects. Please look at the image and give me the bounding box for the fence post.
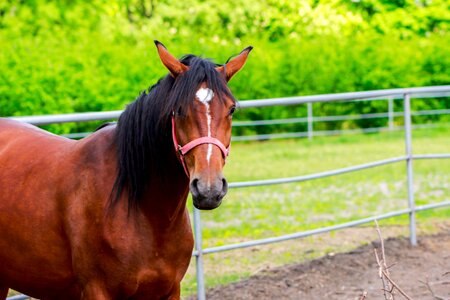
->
[307,102,313,140]
[403,93,417,245]
[388,97,394,130]
[193,208,206,300]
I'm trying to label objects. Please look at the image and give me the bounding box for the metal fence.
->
[5,86,450,300]
[233,92,450,141]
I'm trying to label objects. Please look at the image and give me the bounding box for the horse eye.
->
[229,106,236,116]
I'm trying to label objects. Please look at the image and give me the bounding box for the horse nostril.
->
[190,178,200,198]
[220,177,228,197]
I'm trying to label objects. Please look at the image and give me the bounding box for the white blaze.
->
[195,88,214,164]
[196,87,214,104]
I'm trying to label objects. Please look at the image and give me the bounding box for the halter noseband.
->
[171,114,230,177]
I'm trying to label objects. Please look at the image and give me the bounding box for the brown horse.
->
[0,41,252,299]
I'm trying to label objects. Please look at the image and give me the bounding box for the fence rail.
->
[233,108,450,126]
[5,85,450,300]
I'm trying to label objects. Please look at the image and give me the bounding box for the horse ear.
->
[154,40,188,77]
[216,46,253,81]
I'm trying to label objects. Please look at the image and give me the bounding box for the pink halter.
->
[171,114,230,177]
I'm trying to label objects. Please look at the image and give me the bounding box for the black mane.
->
[111,55,234,210]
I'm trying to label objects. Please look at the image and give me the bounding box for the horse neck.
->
[139,161,191,225]
[80,125,190,227]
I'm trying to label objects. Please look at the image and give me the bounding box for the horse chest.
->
[81,213,194,298]
[131,226,194,282]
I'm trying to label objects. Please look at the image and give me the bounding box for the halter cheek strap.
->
[171,115,230,177]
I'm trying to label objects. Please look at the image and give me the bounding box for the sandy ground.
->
[201,230,450,299]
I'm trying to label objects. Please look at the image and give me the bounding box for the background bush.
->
[0,0,449,134]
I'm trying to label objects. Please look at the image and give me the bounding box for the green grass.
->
[181,127,450,297]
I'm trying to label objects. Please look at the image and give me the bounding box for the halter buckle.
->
[177,145,183,155]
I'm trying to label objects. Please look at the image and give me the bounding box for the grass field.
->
[181,126,450,297]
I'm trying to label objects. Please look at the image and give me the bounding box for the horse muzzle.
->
[190,176,228,210]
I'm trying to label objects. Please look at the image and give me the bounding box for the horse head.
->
[155,41,252,210]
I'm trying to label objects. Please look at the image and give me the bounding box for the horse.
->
[0,41,252,299]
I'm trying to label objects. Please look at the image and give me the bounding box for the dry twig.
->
[374,220,395,300]
[419,276,450,300]
[358,291,368,300]
[373,220,414,300]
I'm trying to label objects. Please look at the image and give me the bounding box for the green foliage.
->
[0,0,449,134]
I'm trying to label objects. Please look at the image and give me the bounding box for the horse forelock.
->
[111,55,234,211]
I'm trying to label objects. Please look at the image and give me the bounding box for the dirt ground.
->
[203,230,450,300]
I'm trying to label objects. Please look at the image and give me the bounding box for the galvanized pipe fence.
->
[233,92,450,141]
[5,86,450,300]
[231,108,450,140]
